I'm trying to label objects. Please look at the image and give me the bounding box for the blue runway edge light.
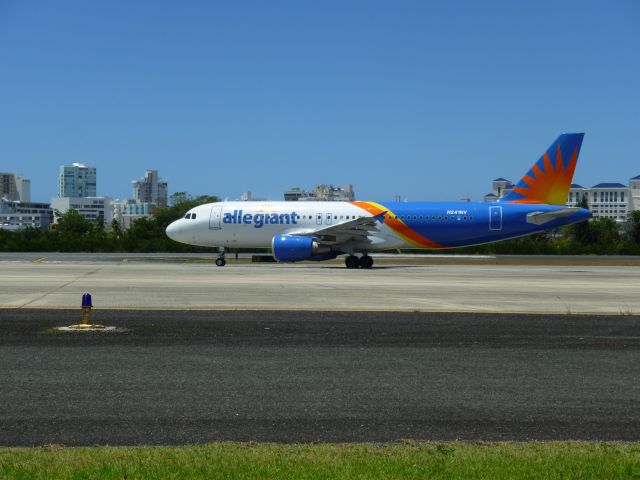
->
[81,293,92,308]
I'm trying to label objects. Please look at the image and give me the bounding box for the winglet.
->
[501,133,584,205]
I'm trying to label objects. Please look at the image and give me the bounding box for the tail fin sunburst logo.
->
[502,133,584,205]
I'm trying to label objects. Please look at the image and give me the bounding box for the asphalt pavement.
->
[1,309,639,446]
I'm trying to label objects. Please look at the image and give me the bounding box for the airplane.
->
[166,133,591,268]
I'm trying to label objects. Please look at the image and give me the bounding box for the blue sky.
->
[1,0,638,203]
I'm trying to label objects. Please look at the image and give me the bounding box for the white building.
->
[630,174,640,211]
[112,198,158,229]
[132,170,168,208]
[567,183,588,206]
[237,191,267,202]
[0,173,30,202]
[51,196,114,225]
[0,200,52,230]
[284,184,355,201]
[586,183,630,222]
[58,163,97,197]
[483,178,513,202]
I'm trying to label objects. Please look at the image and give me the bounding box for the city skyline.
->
[1,1,639,203]
[4,162,640,205]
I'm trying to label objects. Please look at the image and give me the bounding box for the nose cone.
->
[166,220,182,242]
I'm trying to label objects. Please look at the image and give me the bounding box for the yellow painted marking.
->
[31,257,46,264]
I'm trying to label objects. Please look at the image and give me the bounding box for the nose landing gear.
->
[345,254,374,269]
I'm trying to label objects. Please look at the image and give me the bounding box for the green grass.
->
[2,442,640,479]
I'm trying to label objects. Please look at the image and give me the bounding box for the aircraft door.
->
[326,213,332,225]
[209,205,223,229]
[489,206,502,230]
[316,213,322,225]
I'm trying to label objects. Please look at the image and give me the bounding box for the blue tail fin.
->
[501,133,584,205]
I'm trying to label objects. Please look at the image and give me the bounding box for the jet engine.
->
[272,235,337,262]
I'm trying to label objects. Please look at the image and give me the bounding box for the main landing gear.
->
[215,247,226,267]
[345,255,374,269]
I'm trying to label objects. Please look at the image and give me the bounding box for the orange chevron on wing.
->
[351,201,445,249]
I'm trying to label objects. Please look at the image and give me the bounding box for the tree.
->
[170,192,191,206]
[625,210,640,244]
[110,219,123,239]
[566,195,592,245]
[55,209,92,236]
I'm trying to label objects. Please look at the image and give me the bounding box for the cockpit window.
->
[191,213,196,219]
[184,213,191,219]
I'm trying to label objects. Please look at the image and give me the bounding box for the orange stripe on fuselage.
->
[351,201,445,249]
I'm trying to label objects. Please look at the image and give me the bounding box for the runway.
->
[1,254,639,313]
[1,309,639,446]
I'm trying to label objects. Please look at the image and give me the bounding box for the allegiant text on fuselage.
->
[222,210,298,228]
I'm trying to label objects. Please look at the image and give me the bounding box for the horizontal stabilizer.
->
[526,207,583,225]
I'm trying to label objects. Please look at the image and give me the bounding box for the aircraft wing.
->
[287,213,385,245]
[526,207,584,225]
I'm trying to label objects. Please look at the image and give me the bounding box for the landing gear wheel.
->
[345,255,360,269]
[359,255,373,269]
[215,257,226,267]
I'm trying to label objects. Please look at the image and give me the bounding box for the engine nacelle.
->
[272,235,336,262]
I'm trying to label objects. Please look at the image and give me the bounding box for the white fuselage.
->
[166,201,405,251]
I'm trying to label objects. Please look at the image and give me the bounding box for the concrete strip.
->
[0,261,638,314]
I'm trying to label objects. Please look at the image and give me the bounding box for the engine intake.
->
[272,235,336,262]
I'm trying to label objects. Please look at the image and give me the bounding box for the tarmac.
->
[1,254,639,446]
[1,309,639,446]
[0,253,638,313]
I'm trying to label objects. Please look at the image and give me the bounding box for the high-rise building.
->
[132,170,168,208]
[15,175,30,202]
[58,163,97,197]
[0,172,30,202]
